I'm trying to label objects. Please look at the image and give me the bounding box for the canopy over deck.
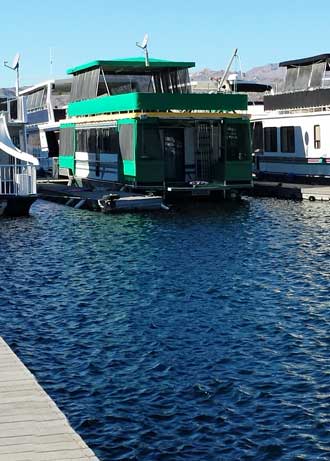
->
[280,54,330,69]
[67,57,195,75]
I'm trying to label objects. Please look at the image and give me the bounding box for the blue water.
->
[1,198,330,460]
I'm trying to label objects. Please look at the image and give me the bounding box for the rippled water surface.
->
[1,198,330,460]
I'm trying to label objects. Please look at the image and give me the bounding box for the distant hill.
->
[0,87,16,100]
[191,63,286,91]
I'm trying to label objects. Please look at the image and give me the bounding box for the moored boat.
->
[0,115,38,216]
[252,54,330,181]
[58,55,253,199]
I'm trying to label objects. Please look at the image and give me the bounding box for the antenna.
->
[136,33,150,67]
[4,52,20,97]
[217,48,238,92]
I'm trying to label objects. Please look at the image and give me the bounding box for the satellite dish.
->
[141,34,148,49]
[12,53,20,70]
[4,52,21,97]
[136,34,150,67]
[136,33,148,50]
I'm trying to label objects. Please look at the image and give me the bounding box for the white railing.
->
[0,164,37,196]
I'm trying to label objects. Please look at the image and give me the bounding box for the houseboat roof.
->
[280,53,330,68]
[67,57,195,75]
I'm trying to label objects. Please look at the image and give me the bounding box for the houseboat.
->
[19,79,71,174]
[0,114,38,216]
[252,54,330,180]
[58,57,252,198]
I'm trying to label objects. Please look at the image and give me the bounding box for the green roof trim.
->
[67,92,248,117]
[67,57,195,75]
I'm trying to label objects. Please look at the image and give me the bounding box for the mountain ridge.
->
[191,62,286,90]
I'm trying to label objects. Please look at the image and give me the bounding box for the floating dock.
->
[37,180,164,212]
[0,337,99,461]
[251,181,330,201]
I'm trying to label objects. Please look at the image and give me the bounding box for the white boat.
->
[18,79,71,174]
[252,54,330,180]
[0,115,38,216]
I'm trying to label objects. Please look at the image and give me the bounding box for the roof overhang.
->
[67,57,195,75]
[280,53,330,68]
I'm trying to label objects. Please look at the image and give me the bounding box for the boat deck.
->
[37,181,163,212]
[0,337,99,461]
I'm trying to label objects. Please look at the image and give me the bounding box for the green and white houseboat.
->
[59,57,252,198]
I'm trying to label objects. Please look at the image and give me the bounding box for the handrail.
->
[0,164,37,196]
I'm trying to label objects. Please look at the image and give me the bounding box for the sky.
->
[2,0,330,87]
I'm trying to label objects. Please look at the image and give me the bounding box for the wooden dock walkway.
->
[0,337,100,461]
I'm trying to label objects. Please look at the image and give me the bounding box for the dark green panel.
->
[225,162,252,181]
[136,160,164,183]
[135,121,164,183]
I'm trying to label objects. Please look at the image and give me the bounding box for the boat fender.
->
[309,196,316,202]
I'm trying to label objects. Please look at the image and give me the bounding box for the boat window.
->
[140,126,163,160]
[8,99,17,120]
[76,128,119,153]
[70,68,100,102]
[310,62,326,89]
[88,129,97,153]
[295,66,312,91]
[26,132,41,156]
[26,89,47,112]
[252,122,263,153]
[99,128,119,153]
[284,68,299,92]
[280,126,295,153]
[119,124,134,161]
[98,74,154,97]
[59,127,75,156]
[226,123,251,161]
[96,69,191,96]
[76,130,87,152]
[314,125,321,149]
[264,127,277,152]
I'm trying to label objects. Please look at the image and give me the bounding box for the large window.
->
[280,126,295,153]
[76,128,119,153]
[264,127,277,152]
[314,125,321,149]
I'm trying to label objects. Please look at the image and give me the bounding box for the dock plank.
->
[0,338,100,461]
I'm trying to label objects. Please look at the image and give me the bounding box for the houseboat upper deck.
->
[59,56,252,197]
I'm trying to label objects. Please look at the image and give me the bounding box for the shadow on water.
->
[1,197,330,460]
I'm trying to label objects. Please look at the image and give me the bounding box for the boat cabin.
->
[19,79,71,173]
[253,54,330,179]
[59,57,252,196]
